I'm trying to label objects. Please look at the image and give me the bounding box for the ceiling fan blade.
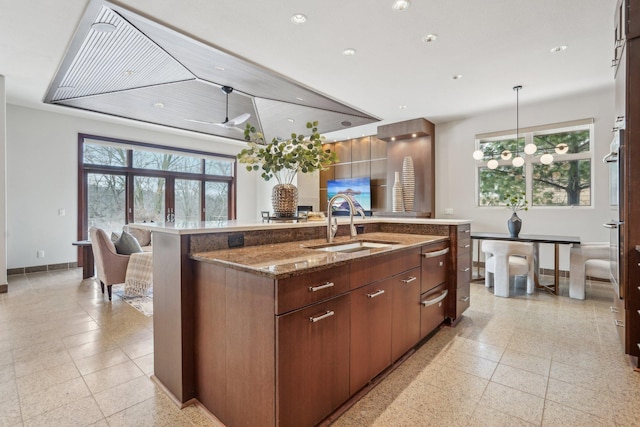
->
[227,113,251,127]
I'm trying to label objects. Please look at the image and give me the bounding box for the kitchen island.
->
[134,217,471,426]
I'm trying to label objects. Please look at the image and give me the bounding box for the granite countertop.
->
[190,232,448,279]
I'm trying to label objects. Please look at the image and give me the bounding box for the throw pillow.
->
[111,232,121,243]
[124,227,152,247]
[114,231,143,255]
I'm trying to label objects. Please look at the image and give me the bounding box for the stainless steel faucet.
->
[327,194,366,243]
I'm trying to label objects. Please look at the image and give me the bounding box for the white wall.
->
[7,105,260,269]
[436,86,615,269]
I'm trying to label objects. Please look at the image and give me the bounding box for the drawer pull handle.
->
[439,261,444,267]
[401,276,417,283]
[309,282,335,292]
[460,244,470,248]
[463,229,470,233]
[614,319,624,327]
[310,310,335,323]
[423,247,450,258]
[461,296,470,302]
[610,306,619,313]
[367,289,385,298]
[421,289,448,307]
[461,267,470,272]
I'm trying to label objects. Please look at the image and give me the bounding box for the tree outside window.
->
[476,124,593,208]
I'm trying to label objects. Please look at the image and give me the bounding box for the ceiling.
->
[0,0,616,143]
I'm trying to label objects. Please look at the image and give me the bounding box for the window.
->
[476,120,593,208]
[79,135,236,237]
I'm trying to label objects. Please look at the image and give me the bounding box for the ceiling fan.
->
[213,86,250,131]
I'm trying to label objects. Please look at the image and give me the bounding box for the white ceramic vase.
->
[392,171,404,212]
[402,156,415,211]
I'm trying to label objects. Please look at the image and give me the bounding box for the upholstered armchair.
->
[482,240,535,298]
[89,227,130,300]
[569,242,610,300]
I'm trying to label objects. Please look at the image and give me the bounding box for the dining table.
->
[471,232,581,295]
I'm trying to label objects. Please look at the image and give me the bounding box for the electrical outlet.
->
[37,250,45,258]
[228,233,244,248]
[58,208,66,216]
[444,208,454,215]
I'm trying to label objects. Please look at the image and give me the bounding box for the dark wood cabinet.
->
[616,0,640,368]
[277,294,351,427]
[391,267,421,362]
[350,280,394,395]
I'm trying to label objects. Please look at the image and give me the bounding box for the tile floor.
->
[1,269,639,426]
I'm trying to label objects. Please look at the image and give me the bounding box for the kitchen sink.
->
[308,240,399,253]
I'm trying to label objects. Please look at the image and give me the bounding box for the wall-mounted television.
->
[327,177,371,211]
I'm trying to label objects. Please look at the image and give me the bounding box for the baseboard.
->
[7,262,78,276]
[0,283,7,293]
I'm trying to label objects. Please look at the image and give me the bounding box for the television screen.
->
[327,177,371,211]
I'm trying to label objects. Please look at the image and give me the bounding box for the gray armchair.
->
[89,227,130,300]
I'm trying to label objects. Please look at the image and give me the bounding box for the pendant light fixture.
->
[511,85,525,167]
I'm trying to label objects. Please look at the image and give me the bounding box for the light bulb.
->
[540,153,554,164]
[524,143,537,155]
[472,150,484,160]
[500,150,512,160]
[512,156,524,167]
[555,143,568,154]
[487,159,499,169]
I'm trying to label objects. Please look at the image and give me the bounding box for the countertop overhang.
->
[130,217,471,236]
[190,232,448,279]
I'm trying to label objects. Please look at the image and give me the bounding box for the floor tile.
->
[19,376,91,420]
[545,377,614,421]
[542,400,614,426]
[83,359,145,394]
[22,395,105,427]
[480,381,545,425]
[491,363,548,397]
[74,348,131,376]
[93,375,157,417]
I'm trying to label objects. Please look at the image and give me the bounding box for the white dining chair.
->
[482,240,535,297]
[569,242,610,299]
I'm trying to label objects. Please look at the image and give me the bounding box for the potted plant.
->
[237,121,337,217]
[504,191,528,237]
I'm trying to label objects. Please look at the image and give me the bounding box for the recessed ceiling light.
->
[291,14,307,25]
[422,34,438,43]
[287,118,295,123]
[341,120,352,127]
[392,1,410,11]
[295,97,304,101]
[154,102,164,108]
[91,22,116,33]
[215,66,225,71]
[452,74,462,80]
[550,45,568,53]
[342,48,356,56]
[399,105,407,109]
[123,70,135,76]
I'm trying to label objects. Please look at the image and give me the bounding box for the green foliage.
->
[503,191,528,212]
[478,130,591,207]
[237,121,338,184]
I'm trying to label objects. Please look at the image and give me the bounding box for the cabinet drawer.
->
[276,264,350,315]
[457,224,471,239]
[456,282,471,319]
[457,237,471,256]
[351,247,421,289]
[420,283,447,339]
[421,244,448,293]
[457,254,471,286]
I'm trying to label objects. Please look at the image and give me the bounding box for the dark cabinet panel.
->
[350,280,393,395]
[277,294,351,427]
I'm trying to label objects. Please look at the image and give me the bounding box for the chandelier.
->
[473,85,558,169]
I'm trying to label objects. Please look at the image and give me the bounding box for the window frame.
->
[77,133,237,241]
[474,120,595,209]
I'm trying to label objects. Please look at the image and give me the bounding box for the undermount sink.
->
[308,240,399,253]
